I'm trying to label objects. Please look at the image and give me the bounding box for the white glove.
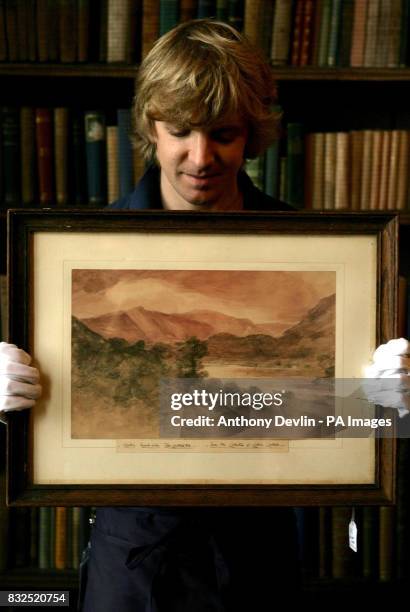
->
[363,338,410,417]
[0,342,42,412]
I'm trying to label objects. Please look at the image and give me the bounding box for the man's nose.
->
[189,133,215,168]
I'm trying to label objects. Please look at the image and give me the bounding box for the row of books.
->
[267,0,409,69]
[0,0,245,65]
[2,1,409,68]
[297,506,397,581]
[304,129,410,210]
[0,106,145,208]
[3,106,410,211]
[0,0,138,64]
[1,501,408,580]
[249,126,410,211]
[4,506,92,571]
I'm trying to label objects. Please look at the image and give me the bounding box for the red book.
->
[35,109,54,206]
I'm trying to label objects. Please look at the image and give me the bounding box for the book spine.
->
[350,0,368,67]
[106,125,119,203]
[290,0,305,66]
[326,0,342,67]
[286,123,304,208]
[16,0,28,61]
[47,0,59,62]
[180,0,197,22]
[337,0,354,67]
[264,140,280,199]
[5,0,18,61]
[0,0,7,61]
[117,108,134,198]
[77,0,90,62]
[311,132,325,209]
[216,0,228,21]
[85,110,107,206]
[317,0,332,66]
[197,0,216,18]
[20,106,36,206]
[379,506,395,581]
[369,130,382,210]
[396,130,409,210]
[55,507,67,570]
[54,107,69,205]
[107,0,129,62]
[2,106,21,206]
[72,113,88,205]
[142,0,160,58]
[227,0,244,32]
[299,0,314,66]
[59,0,77,62]
[271,0,293,66]
[159,0,179,36]
[35,108,54,206]
[334,131,349,208]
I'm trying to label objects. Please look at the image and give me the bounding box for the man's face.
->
[152,117,248,211]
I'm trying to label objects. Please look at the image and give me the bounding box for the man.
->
[0,19,409,612]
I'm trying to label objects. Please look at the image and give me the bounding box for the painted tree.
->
[175,336,208,378]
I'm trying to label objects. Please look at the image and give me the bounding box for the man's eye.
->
[169,129,190,138]
[213,130,237,143]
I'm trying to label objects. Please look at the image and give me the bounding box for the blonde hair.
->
[133,19,280,160]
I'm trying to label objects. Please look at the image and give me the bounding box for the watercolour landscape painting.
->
[71,270,336,439]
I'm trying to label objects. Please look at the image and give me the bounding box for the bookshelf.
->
[1,0,410,604]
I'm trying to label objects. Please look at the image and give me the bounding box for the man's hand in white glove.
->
[0,342,42,412]
[363,338,410,417]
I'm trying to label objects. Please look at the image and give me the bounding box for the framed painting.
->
[6,210,398,506]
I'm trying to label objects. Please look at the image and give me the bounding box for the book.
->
[117,108,134,198]
[362,506,378,579]
[142,0,160,58]
[271,0,293,66]
[84,110,107,206]
[379,506,395,581]
[59,0,77,62]
[2,106,20,206]
[0,0,7,61]
[160,0,179,36]
[77,0,90,62]
[54,107,69,206]
[55,507,68,569]
[107,0,131,63]
[35,108,54,206]
[286,122,304,208]
[20,107,36,206]
[106,125,119,203]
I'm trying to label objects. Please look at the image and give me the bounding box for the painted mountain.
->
[71,288,335,439]
[80,306,291,345]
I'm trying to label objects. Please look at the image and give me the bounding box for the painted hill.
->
[80,306,283,344]
[206,294,335,362]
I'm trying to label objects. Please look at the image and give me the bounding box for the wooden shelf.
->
[2,64,410,81]
[272,67,410,81]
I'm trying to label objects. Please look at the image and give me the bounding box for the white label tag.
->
[349,519,358,552]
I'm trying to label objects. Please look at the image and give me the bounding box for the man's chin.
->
[183,191,218,207]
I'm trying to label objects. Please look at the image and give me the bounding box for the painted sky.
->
[72,269,335,326]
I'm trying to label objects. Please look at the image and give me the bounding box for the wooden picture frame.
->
[6,209,398,506]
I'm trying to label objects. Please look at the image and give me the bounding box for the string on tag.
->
[349,507,358,552]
